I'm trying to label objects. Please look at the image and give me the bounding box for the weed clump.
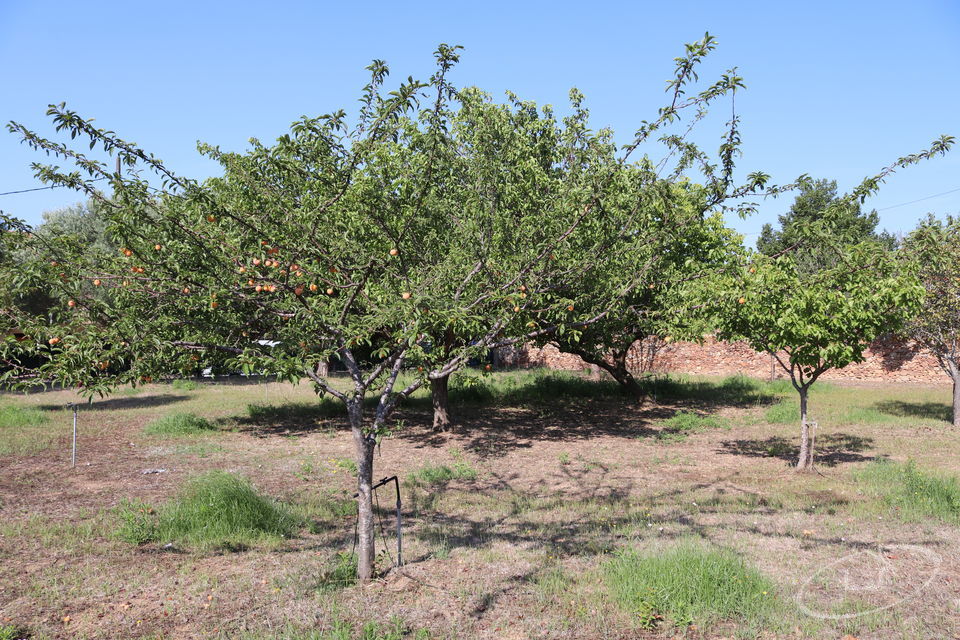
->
[406,460,477,487]
[115,471,302,549]
[144,412,217,436]
[604,540,778,628]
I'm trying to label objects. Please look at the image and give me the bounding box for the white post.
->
[69,403,78,467]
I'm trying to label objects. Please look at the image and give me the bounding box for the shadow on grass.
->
[235,400,349,437]
[37,394,191,412]
[873,400,952,423]
[717,433,875,466]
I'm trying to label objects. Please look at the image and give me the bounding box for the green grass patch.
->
[313,552,359,594]
[855,460,960,524]
[655,411,729,443]
[763,400,797,424]
[0,624,24,640]
[604,539,779,628]
[841,406,896,424]
[0,402,54,455]
[170,378,202,391]
[405,460,478,487]
[115,471,303,549]
[143,412,217,436]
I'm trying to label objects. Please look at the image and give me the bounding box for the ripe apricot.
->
[401,292,411,300]
[93,279,102,286]
[67,300,76,308]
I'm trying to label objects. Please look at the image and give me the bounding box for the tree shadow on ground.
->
[37,394,190,412]
[873,400,951,423]
[232,400,351,437]
[394,400,667,457]
[716,433,875,466]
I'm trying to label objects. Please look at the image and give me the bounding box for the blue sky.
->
[1,0,958,244]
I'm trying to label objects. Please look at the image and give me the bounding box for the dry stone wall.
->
[502,336,948,385]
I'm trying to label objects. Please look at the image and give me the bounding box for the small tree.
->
[902,215,960,426]
[711,181,951,469]
[1,37,753,577]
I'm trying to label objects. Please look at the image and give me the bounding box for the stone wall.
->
[503,336,949,385]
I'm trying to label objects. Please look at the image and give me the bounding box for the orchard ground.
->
[1,370,959,639]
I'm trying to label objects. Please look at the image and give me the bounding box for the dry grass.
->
[1,371,958,639]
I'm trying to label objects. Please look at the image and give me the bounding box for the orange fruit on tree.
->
[122,248,132,257]
[389,248,399,257]
[294,286,304,296]
[210,301,218,309]
[253,258,261,266]
[48,337,61,345]
[326,287,335,295]
[206,215,216,222]
[513,306,520,312]
[238,266,246,274]
[93,279,102,286]
[183,287,191,294]
[255,285,263,293]
[67,299,76,308]
[401,292,411,300]
[567,305,574,311]
[154,244,162,251]
[309,283,318,292]
[738,297,746,304]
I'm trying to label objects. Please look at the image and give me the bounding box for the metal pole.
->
[393,476,403,567]
[69,403,78,467]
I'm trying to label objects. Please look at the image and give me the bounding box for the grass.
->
[655,411,729,442]
[170,378,202,391]
[143,412,218,436]
[764,400,797,424]
[238,618,429,640]
[603,539,779,628]
[405,459,478,487]
[115,471,303,549]
[0,402,53,455]
[0,625,23,640]
[313,552,359,593]
[855,460,960,524]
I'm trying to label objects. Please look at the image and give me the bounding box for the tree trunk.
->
[609,364,643,402]
[349,400,376,581]
[796,387,813,471]
[316,359,330,378]
[431,374,452,431]
[953,376,960,429]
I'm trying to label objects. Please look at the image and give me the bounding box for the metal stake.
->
[67,402,78,467]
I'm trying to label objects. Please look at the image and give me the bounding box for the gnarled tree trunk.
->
[431,374,452,431]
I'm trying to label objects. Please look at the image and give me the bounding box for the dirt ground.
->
[1,376,958,639]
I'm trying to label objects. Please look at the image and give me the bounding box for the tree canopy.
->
[756,178,896,274]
